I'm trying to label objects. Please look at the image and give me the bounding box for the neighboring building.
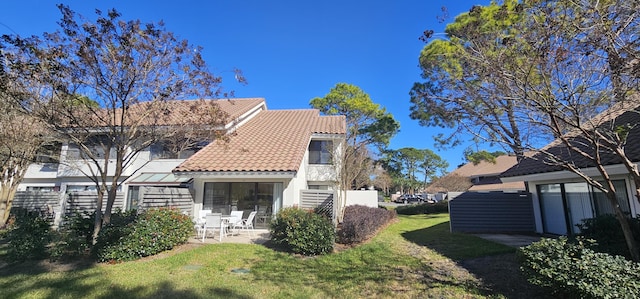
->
[448,155,525,192]
[15,98,346,227]
[501,107,640,236]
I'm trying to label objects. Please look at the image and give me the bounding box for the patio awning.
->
[127,172,192,186]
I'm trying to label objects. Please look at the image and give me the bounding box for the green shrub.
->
[47,209,139,260]
[395,201,449,215]
[6,209,52,261]
[338,205,395,244]
[96,208,192,262]
[518,236,640,298]
[576,214,640,259]
[270,207,335,256]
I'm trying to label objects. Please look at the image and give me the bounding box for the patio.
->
[190,229,270,245]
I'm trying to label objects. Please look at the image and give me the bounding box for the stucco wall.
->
[345,190,378,208]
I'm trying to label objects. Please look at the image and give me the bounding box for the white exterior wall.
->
[523,171,640,235]
[345,190,378,208]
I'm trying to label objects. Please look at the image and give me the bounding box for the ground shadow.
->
[401,221,554,298]
[0,260,253,299]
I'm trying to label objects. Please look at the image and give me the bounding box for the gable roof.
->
[502,105,640,178]
[452,155,519,178]
[128,98,265,126]
[173,109,345,173]
[61,98,266,128]
[449,155,525,191]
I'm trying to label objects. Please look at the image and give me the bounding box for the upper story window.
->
[308,140,333,165]
[35,143,61,163]
[150,140,209,160]
[66,135,116,160]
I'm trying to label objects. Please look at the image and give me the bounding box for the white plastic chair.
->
[228,211,244,228]
[234,211,257,237]
[201,213,225,242]
[194,209,211,237]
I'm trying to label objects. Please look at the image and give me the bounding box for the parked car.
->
[394,194,422,204]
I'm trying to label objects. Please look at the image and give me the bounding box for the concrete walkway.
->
[474,234,542,248]
[189,229,270,245]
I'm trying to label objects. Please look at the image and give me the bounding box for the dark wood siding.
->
[449,191,535,233]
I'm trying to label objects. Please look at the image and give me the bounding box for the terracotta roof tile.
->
[69,98,265,128]
[174,109,346,173]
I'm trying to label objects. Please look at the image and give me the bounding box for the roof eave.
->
[500,163,634,183]
[174,170,297,179]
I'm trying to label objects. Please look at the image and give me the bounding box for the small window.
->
[308,140,332,165]
[308,184,329,190]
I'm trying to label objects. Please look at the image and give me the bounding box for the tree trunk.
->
[91,188,106,245]
[607,190,640,261]
[103,186,118,226]
[0,184,17,228]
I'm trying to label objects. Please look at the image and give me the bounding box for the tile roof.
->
[502,105,640,178]
[174,109,346,173]
[129,98,265,126]
[72,98,265,128]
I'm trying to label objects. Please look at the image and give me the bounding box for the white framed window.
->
[308,140,332,165]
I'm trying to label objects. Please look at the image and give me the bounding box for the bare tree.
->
[426,174,473,193]
[372,165,393,196]
[0,60,51,227]
[3,5,242,242]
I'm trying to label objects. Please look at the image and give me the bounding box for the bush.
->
[395,201,449,215]
[95,208,192,262]
[6,209,52,261]
[518,236,640,298]
[338,205,395,244]
[47,210,140,260]
[269,207,335,256]
[576,214,640,259]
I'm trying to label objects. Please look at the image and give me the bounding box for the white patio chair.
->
[227,210,244,235]
[201,213,225,242]
[234,211,257,237]
[194,209,211,238]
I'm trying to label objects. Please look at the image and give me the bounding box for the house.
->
[15,98,346,228]
[449,154,525,192]
[174,108,345,224]
[500,106,640,236]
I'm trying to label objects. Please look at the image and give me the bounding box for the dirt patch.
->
[460,253,554,298]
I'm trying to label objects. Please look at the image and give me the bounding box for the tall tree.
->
[381,148,447,194]
[419,148,449,187]
[0,53,51,227]
[310,83,399,220]
[464,149,507,165]
[3,5,241,242]
[411,0,640,260]
[409,0,535,160]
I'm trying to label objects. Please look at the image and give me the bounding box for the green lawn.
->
[0,214,517,298]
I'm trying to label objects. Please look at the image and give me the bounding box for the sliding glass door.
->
[203,182,282,228]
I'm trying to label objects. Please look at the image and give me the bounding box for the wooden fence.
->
[300,190,335,220]
[448,191,535,233]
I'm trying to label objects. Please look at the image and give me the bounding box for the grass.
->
[0,214,522,298]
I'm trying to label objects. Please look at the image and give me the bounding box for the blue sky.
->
[0,0,489,171]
